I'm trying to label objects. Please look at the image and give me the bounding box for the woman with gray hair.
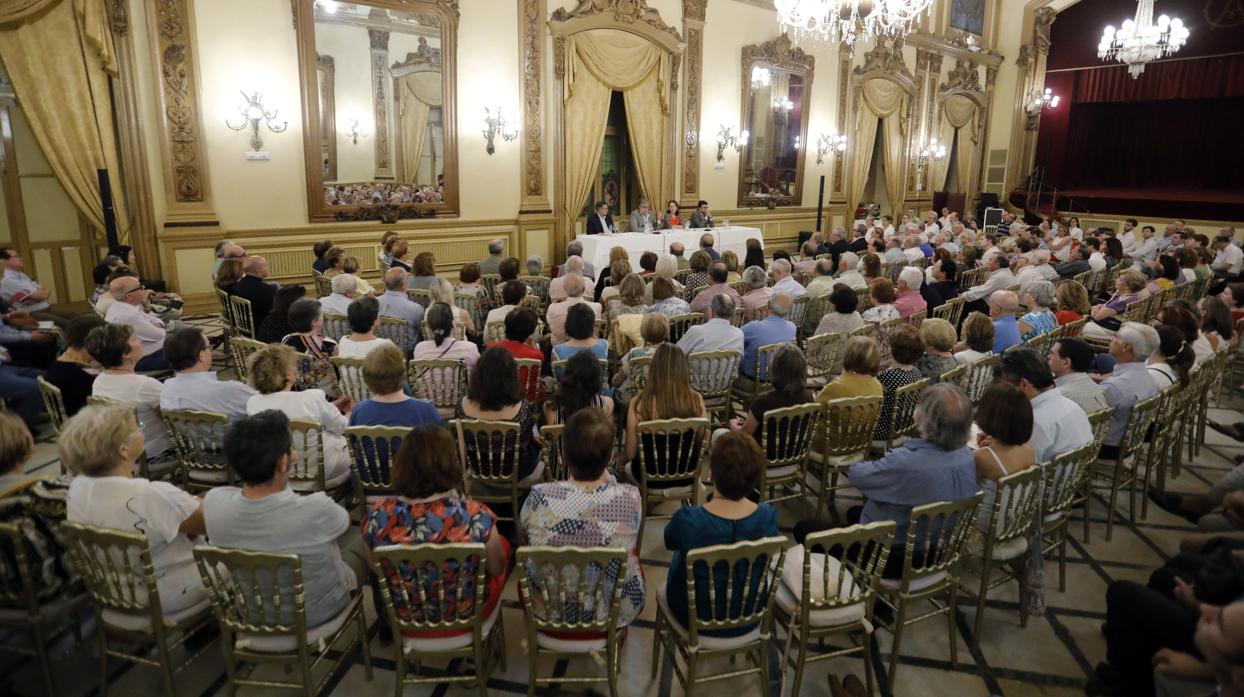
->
[1017,279,1058,341]
[791,382,979,579]
[644,253,686,304]
[525,255,544,276]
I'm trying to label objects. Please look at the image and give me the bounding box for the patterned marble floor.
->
[3,316,1236,697]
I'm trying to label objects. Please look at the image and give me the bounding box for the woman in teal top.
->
[664,432,779,637]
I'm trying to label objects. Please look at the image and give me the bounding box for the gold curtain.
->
[846,78,907,217]
[396,71,442,184]
[943,94,979,197]
[927,110,956,195]
[563,28,670,231]
[0,0,130,242]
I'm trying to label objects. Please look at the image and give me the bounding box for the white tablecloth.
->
[575,227,764,272]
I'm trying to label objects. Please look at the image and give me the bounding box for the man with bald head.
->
[104,275,169,370]
[230,255,277,328]
[670,242,689,270]
[988,290,1022,354]
[545,273,601,346]
[376,267,423,350]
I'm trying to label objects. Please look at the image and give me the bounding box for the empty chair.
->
[1042,441,1099,591]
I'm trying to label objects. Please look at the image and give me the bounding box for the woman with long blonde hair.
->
[624,343,707,483]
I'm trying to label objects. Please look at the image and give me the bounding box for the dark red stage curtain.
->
[1063,97,1244,191]
[1073,53,1244,103]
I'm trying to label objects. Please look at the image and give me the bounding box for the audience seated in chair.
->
[86,323,172,460]
[915,318,960,382]
[727,343,812,444]
[375,268,422,351]
[41,315,105,417]
[205,409,367,628]
[677,293,743,356]
[256,285,307,345]
[348,344,443,430]
[160,327,254,419]
[624,343,708,484]
[613,313,668,406]
[521,406,643,626]
[955,312,995,365]
[245,344,352,484]
[741,292,796,384]
[543,351,613,426]
[415,302,479,372]
[874,325,927,443]
[459,347,541,481]
[0,412,73,600]
[337,297,396,360]
[63,403,207,615]
[281,298,338,393]
[1098,322,1162,461]
[103,275,170,371]
[997,348,1094,464]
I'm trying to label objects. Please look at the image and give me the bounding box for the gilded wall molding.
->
[833,42,852,198]
[551,0,683,43]
[940,59,983,99]
[742,32,815,73]
[681,0,706,203]
[153,0,209,207]
[368,26,392,179]
[518,0,547,210]
[852,35,915,93]
[105,0,128,35]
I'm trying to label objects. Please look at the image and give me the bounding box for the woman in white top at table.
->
[413,303,480,373]
[244,345,353,485]
[85,323,171,460]
[63,403,207,615]
[971,383,1036,533]
[335,296,396,360]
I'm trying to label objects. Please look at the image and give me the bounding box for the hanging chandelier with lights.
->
[1098,0,1190,79]
[774,0,935,45]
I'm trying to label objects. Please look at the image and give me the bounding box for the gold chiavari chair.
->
[288,419,354,502]
[407,358,466,420]
[959,353,1001,404]
[228,295,256,339]
[653,537,788,697]
[538,424,566,482]
[162,410,232,494]
[517,546,627,697]
[372,543,505,697]
[193,546,372,695]
[329,356,371,403]
[757,403,821,515]
[1089,391,1163,541]
[60,522,217,697]
[880,377,931,452]
[667,312,704,343]
[634,418,711,545]
[455,418,532,536]
[227,336,267,384]
[1042,441,1100,591]
[810,396,883,519]
[774,522,896,697]
[35,376,69,436]
[687,350,739,427]
[374,316,411,353]
[804,332,844,387]
[933,298,966,328]
[344,425,408,517]
[321,312,350,342]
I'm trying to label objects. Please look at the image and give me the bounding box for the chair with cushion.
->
[0,520,90,697]
[634,418,711,545]
[1042,441,1099,591]
[288,419,353,503]
[321,312,350,342]
[687,350,739,426]
[757,403,821,515]
[60,521,217,697]
[517,546,628,697]
[374,543,505,697]
[1089,391,1163,541]
[804,333,844,388]
[774,522,897,697]
[227,337,267,384]
[162,410,232,493]
[967,465,1045,649]
[652,536,787,697]
[228,295,256,339]
[344,425,408,519]
[959,354,1000,404]
[329,356,371,403]
[667,312,704,344]
[875,493,983,682]
[933,298,965,327]
[35,376,69,436]
[810,396,883,520]
[407,358,465,420]
[193,545,372,696]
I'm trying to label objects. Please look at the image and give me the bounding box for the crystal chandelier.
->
[774,0,934,45]
[751,66,772,90]
[1098,0,1190,79]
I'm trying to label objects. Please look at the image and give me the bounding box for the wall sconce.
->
[483,106,518,156]
[1026,87,1061,115]
[913,136,947,191]
[716,125,748,163]
[347,118,369,145]
[816,131,847,165]
[225,91,287,154]
[772,96,795,111]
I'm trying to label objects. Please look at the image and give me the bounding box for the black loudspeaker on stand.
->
[98,168,119,253]
[799,175,828,248]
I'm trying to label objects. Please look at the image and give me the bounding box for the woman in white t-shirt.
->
[244,345,353,486]
[63,403,207,615]
[84,323,171,460]
[954,312,996,365]
[413,302,480,373]
[335,296,396,360]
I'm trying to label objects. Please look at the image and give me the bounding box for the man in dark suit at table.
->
[689,200,713,229]
[585,201,614,235]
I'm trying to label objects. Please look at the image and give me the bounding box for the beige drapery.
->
[943,94,979,196]
[927,112,956,194]
[0,0,129,243]
[563,28,670,230]
[396,71,442,184]
[846,78,908,218]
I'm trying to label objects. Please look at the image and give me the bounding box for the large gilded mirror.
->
[295,0,459,221]
[738,34,814,208]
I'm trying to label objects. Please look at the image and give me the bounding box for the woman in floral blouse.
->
[362,425,509,635]
[861,277,901,324]
[520,407,644,627]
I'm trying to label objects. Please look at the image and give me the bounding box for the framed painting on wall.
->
[949,0,987,37]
